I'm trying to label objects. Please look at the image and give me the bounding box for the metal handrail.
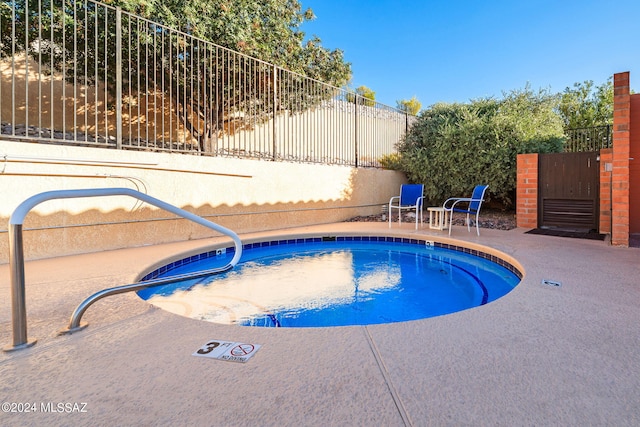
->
[4,188,243,352]
[62,263,235,334]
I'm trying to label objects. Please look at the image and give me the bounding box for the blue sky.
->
[301,0,640,109]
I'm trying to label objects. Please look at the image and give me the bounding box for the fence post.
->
[405,112,409,135]
[115,8,123,150]
[271,64,278,161]
[354,96,359,167]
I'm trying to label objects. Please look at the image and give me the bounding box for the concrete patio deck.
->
[1,222,639,426]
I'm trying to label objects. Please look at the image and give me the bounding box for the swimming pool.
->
[137,236,522,327]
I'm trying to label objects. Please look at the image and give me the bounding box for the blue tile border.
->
[141,235,523,282]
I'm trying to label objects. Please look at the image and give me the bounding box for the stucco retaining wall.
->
[0,140,406,262]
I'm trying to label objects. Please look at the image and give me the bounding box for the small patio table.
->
[427,206,449,230]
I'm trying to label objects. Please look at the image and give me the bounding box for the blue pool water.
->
[137,237,521,327]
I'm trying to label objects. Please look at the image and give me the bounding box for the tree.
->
[1,0,352,150]
[135,0,351,86]
[349,85,375,106]
[345,85,375,106]
[556,79,613,129]
[397,86,564,207]
[396,96,421,115]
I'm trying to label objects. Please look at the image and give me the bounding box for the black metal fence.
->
[564,125,612,152]
[0,0,415,167]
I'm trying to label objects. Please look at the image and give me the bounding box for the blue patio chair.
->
[388,184,424,229]
[443,185,489,236]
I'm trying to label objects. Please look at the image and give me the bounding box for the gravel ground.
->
[347,208,517,231]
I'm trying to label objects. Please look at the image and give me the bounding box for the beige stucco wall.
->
[0,140,406,263]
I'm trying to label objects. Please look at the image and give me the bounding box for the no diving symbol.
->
[231,343,254,357]
[193,340,261,362]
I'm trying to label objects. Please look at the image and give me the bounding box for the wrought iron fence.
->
[0,0,415,167]
[564,125,612,152]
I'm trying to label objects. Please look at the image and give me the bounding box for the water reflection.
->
[147,250,401,324]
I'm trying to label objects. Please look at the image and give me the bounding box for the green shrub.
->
[378,152,403,170]
[397,87,564,207]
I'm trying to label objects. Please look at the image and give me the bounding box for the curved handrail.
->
[62,261,234,333]
[5,188,242,351]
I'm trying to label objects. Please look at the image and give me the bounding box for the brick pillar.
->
[629,94,640,233]
[599,148,613,234]
[516,153,538,228]
[612,72,631,246]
